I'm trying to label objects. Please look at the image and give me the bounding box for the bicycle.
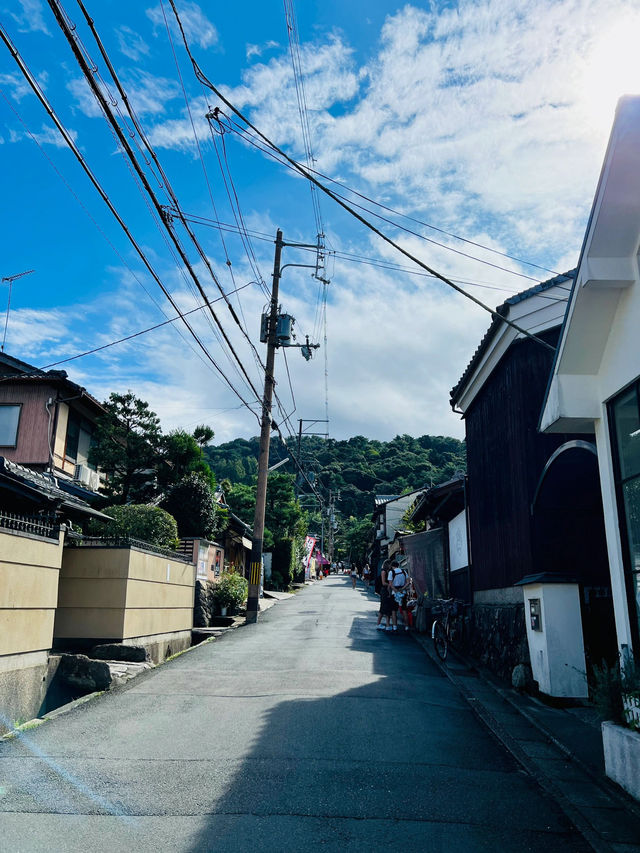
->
[431,598,467,661]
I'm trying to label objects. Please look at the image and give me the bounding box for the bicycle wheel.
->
[432,620,448,661]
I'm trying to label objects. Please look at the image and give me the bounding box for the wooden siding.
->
[0,383,54,465]
[465,328,584,591]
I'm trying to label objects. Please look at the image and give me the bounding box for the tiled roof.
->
[450,269,576,406]
[0,352,105,413]
[0,457,110,519]
[374,495,398,506]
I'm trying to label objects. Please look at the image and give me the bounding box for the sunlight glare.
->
[582,17,640,132]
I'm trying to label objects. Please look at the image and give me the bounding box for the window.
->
[64,411,81,462]
[610,383,640,648]
[0,404,21,447]
[64,411,94,464]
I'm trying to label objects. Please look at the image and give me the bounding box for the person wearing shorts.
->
[376,560,393,631]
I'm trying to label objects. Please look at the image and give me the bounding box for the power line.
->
[0,282,257,382]
[56,0,265,409]
[0,86,219,373]
[1,19,260,419]
[217,110,561,283]
[78,8,297,438]
[167,0,555,352]
[282,0,324,237]
[177,209,558,299]
[221,117,548,285]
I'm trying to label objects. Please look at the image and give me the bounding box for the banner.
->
[303,535,317,579]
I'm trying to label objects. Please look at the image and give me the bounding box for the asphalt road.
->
[0,576,590,852]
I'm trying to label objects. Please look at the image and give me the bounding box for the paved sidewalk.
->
[358,580,640,853]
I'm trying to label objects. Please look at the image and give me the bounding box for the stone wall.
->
[194,580,216,627]
[469,602,530,682]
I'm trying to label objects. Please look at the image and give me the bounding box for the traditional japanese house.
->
[450,272,616,686]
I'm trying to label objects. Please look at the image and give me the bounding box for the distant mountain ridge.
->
[204,433,466,521]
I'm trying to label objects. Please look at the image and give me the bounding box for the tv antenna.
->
[1,269,34,352]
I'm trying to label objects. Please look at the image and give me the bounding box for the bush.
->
[161,472,218,539]
[269,571,284,591]
[212,571,248,611]
[272,539,295,588]
[95,504,179,550]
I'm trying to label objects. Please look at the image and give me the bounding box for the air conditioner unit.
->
[74,466,101,492]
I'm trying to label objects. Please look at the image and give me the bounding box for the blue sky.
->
[1,0,640,444]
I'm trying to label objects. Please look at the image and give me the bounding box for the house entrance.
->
[531,441,617,675]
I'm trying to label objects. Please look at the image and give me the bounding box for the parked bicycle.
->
[431,598,468,661]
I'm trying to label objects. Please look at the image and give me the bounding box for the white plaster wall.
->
[602,721,640,802]
[523,583,588,698]
[597,273,640,403]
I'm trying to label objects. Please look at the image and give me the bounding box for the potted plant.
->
[212,571,248,616]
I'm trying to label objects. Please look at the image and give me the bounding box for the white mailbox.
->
[516,574,588,699]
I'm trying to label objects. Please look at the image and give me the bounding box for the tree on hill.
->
[205,432,465,527]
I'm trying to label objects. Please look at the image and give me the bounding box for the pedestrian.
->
[388,560,410,632]
[376,560,393,631]
[351,563,358,589]
[363,562,371,587]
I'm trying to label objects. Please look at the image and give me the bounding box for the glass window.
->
[623,479,640,573]
[0,404,21,446]
[65,411,81,462]
[613,388,640,480]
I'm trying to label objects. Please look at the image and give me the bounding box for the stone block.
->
[90,643,149,663]
[58,654,112,692]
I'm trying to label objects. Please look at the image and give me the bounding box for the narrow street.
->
[1,577,590,852]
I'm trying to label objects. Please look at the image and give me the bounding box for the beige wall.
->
[55,545,196,642]
[0,528,64,660]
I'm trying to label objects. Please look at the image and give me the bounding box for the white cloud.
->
[0,72,33,101]
[218,0,640,268]
[146,1,218,51]
[67,71,180,120]
[8,123,77,148]
[115,26,151,62]
[246,40,279,61]
[9,0,50,35]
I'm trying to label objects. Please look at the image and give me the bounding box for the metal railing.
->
[0,511,60,540]
[70,535,192,562]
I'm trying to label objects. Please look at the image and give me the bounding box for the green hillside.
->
[205,433,465,522]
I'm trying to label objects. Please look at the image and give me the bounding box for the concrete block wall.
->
[55,545,196,661]
[0,526,64,731]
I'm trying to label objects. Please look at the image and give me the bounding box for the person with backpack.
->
[375,560,393,631]
[388,559,410,632]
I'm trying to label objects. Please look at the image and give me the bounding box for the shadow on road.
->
[183,592,587,853]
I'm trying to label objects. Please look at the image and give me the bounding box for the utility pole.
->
[246,229,283,623]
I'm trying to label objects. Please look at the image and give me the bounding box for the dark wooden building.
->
[451,272,616,682]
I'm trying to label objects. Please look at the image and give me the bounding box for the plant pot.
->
[602,720,640,801]
[220,606,228,617]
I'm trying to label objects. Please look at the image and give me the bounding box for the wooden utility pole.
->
[246,229,283,623]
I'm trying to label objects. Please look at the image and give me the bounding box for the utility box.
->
[516,574,588,699]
